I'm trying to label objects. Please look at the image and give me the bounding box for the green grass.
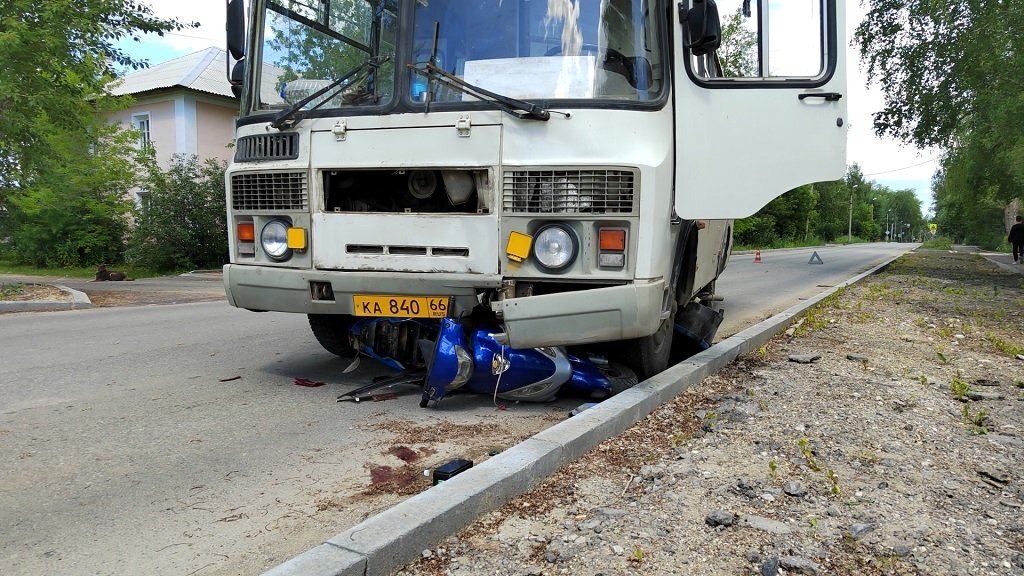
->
[0,282,25,299]
[950,375,971,400]
[986,333,1024,358]
[0,258,168,279]
[919,236,954,250]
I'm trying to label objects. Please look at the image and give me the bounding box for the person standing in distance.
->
[1010,215,1024,264]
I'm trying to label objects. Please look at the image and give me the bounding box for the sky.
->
[117,1,939,215]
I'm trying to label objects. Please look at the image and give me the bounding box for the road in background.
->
[715,243,917,338]
[0,243,915,575]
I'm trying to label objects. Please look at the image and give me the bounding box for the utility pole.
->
[848,190,853,242]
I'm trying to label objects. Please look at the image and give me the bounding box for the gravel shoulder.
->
[397,250,1024,576]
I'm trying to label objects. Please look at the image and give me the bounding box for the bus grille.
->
[502,169,636,214]
[234,133,300,162]
[231,172,308,211]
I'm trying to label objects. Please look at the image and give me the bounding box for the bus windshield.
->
[411,0,664,104]
[256,0,398,113]
[252,0,664,115]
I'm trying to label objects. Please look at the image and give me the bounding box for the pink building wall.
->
[196,100,237,166]
[106,99,178,169]
[104,91,237,170]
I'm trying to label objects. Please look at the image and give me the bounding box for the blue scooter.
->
[336,318,636,406]
[419,318,636,408]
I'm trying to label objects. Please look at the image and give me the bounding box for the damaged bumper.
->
[491,279,666,348]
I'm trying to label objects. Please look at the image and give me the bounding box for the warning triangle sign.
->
[808,251,824,265]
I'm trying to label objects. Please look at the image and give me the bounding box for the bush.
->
[920,236,954,250]
[0,125,138,267]
[126,155,228,272]
[733,215,779,247]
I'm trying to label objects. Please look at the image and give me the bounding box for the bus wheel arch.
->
[677,226,700,304]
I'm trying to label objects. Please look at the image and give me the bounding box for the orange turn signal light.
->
[237,222,255,242]
[599,229,626,251]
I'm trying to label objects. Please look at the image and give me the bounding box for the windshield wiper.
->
[271,56,389,130]
[407,62,566,121]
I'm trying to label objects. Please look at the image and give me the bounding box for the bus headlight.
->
[533,224,577,271]
[261,219,292,261]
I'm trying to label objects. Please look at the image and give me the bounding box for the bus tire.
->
[308,314,357,358]
[617,299,676,380]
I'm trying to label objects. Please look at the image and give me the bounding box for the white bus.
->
[222,0,847,379]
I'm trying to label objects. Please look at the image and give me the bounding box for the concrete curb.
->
[972,253,1024,276]
[263,256,902,576]
[0,284,93,313]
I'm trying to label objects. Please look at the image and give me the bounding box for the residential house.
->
[106,47,241,170]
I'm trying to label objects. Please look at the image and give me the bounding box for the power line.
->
[864,157,940,177]
[163,30,221,41]
[127,30,221,42]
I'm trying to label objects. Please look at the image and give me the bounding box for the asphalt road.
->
[715,243,918,338]
[0,243,916,575]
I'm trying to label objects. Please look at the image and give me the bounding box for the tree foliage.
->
[0,0,193,188]
[717,7,758,77]
[735,165,927,247]
[2,124,141,266]
[0,0,195,269]
[126,155,228,272]
[855,1,1024,244]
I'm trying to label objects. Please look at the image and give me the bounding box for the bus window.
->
[693,0,828,81]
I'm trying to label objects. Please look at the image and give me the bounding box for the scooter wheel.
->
[605,362,639,394]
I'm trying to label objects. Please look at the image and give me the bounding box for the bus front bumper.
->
[491,279,666,348]
[224,265,664,349]
[223,264,501,316]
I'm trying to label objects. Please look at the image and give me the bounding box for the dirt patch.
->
[368,419,504,445]
[84,290,224,307]
[397,250,1024,576]
[0,283,70,302]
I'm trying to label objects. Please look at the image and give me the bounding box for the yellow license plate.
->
[353,295,450,318]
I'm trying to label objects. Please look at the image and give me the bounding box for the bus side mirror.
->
[226,0,245,97]
[230,60,244,98]
[226,0,246,60]
[679,0,722,56]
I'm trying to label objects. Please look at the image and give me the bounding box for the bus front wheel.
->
[308,314,357,358]
[617,299,676,380]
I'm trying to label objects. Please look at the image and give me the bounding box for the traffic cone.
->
[754,250,763,263]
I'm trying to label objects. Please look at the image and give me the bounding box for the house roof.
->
[109,47,285,105]
[110,47,234,99]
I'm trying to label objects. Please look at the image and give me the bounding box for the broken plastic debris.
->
[569,402,599,417]
[293,378,326,388]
